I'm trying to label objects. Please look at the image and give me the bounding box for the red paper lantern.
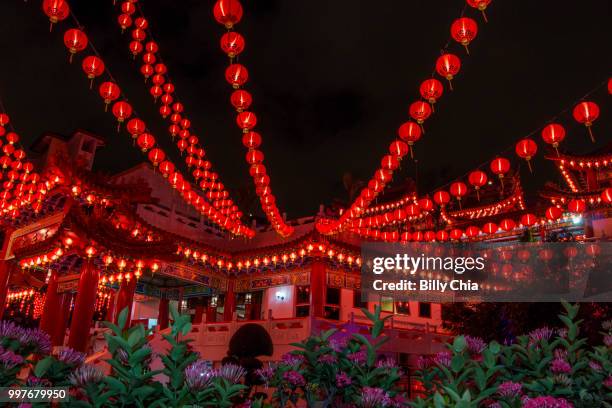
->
[409,101,432,126]
[63,29,88,62]
[466,0,492,22]
[419,78,444,108]
[572,101,599,142]
[451,18,478,53]
[213,0,243,28]
[400,231,411,242]
[450,228,463,240]
[220,32,245,58]
[418,198,434,212]
[541,123,565,155]
[482,222,498,235]
[236,111,257,131]
[381,155,399,170]
[99,82,120,111]
[436,230,449,242]
[246,150,264,164]
[126,118,146,138]
[397,121,421,158]
[412,231,423,242]
[465,225,480,238]
[225,64,249,88]
[435,53,461,89]
[389,140,409,158]
[43,0,69,30]
[0,114,9,126]
[490,157,510,189]
[499,218,516,231]
[601,187,612,204]
[231,90,252,112]
[515,138,537,172]
[118,14,132,31]
[82,56,105,87]
[147,148,165,166]
[545,206,562,221]
[468,170,487,201]
[112,101,133,129]
[136,133,155,152]
[433,190,450,206]
[449,181,468,203]
[521,213,537,227]
[424,231,436,242]
[565,199,585,213]
[405,203,421,217]
[242,131,262,149]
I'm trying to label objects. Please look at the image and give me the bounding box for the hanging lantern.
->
[82,56,105,88]
[521,213,537,227]
[136,133,155,152]
[572,101,599,143]
[465,225,480,238]
[220,31,245,58]
[118,13,132,32]
[213,0,243,29]
[112,101,133,131]
[225,64,249,88]
[436,230,449,242]
[499,218,515,232]
[246,150,264,164]
[231,89,252,112]
[541,123,565,155]
[418,197,434,212]
[242,131,262,149]
[0,113,9,126]
[490,157,510,190]
[148,148,165,166]
[397,121,421,158]
[126,118,146,139]
[419,78,444,110]
[449,182,468,208]
[515,138,537,173]
[381,155,400,170]
[466,0,492,22]
[567,199,586,213]
[408,101,432,131]
[389,140,409,158]
[450,228,463,240]
[435,53,461,90]
[63,29,88,62]
[451,17,478,54]
[468,170,487,201]
[236,111,257,132]
[545,206,562,221]
[43,0,70,31]
[433,190,450,207]
[482,222,498,235]
[601,187,612,204]
[405,203,421,217]
[99,82,121,111]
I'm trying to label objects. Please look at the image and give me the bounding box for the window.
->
[380,296,394,312]
[395,301,410,315]
[296,286,310,304]
[326,287,340,306]
[418,302,431,318]
[353,290,367,308]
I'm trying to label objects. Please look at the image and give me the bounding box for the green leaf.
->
[34,356,54,377]
[117,307,129,330]
[452,335,467,353]
[451,354,465,373]
[105,376,127,394]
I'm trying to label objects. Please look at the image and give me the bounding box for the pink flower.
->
[348,350,367,364]
[282,370,305,387]
[281,352,304,367]
[496,381,522,398]
[604,335,612,347]
[318,353,337,364]
[0,349,24,369]
[255,364,276,383]
[433,351,452,368]
[416,355,432,370]
[360,387,391,408]
[465,336,486,354]
[604,376,612,388]
[336,371,352,387]
[588,361,602,371]
[528,327,554,345]
[522,396,574,408]
[550,358,571,374]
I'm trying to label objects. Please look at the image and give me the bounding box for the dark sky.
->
[0,0,610,219]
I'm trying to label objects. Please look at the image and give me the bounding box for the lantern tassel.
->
[104,103,109,112]
[430,102,435,112]
[554,146,560,156]
[587,126,595,143]
[481,10,488,23]
[458,199,462,210]
[527,159,533,174]
[69,53,74,64]
[447,79,454,91]
[409,144,414,159]
[476,189,480,202]
[49,22,53,33]
[463,44,470,55]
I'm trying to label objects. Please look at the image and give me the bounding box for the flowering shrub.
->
[0,320,51,386]
[411,302,612,408]
[255,305,407,407]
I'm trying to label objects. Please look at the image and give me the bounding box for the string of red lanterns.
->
[108,1,250,228]
[38,4,255,238]
[211,0,293,237]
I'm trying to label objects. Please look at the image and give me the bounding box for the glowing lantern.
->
[465,225,480,238]
[148,148,165,166]
[490,157,510,190]
[567,199,586,213]
[436,230,449,242]
[449,182,468,207]
[433,190,450,207]
[397,121,421,158]
[389,140,409,158]
[225,64,249,88]
[409,101,432,129]
[213,0,243,28]
[450,228,463,240]
[246,150,264,164]
[499,218,515,232]
[418,197,434,212]
[521,213,537,227]
[545,206,562,221]
[435,53,461,89]
[99,82,120,111]
[466,0,492,22]
[381,155,399,170]
[468,170,487,201]
[419,78,443,110]
[82,56,105,88]
[85,245,97,258]
[112,101,133,130]
[601,187,612,204]
[405,203,421,217]
[63,29,88,62]
[451,18,478,53]
[231,89,252,112]
[482,222,498,235]
[137,133,155,152]
[43,0,69,30]
[572,101,599,142]
[126,118,145,140]
[515,138,537,172]
[236,111,257,131]
[541,123,565,155]
[220,31,245,58]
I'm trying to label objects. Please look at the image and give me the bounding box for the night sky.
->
[0,1,610,219]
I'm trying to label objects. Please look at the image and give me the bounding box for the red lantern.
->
[147,148,165,166]
[435,53,461,90]
[468,170,487,201]
[433,190,450,206]
[43,0,69,30]
[112,101,133,130]
[381,155,399,170]
[0,114,9,126]
[397,121,421,158]
[159,161,174,177]
[424,231,436,242]
[567,199,586,213]
[99,82,120,111]
[412,231,424,242]
[601,187,612,204]
[545,206,562,221]
[515,138,537,173]
[246,150,264,164]
[389,140,409,158]
[220,32,245,58]
[490,157,510,190]
[63,29,88,62]
[400,231,411,242]
[466,0,492,22]
[419,78,443,109]
[465,225,480,238]
[521,213,537,227]
[118,14,132,31]
[436,230,449,242]
[242,131,262,149]
[236,111,257,131]
[126,118,146,139]
[82,56,105,88]
[450,228,463,240]
[231,90,252,112]
[541,123,565,155]
[418,198,434,212]
[572,101,599,143]
[225,64,249,88]
[451,18,478,54]
[449,182,468,207]
[213,0,243,29]
[482,222,498,235]
[405,203,421,217]
[499,218,515,232]
[409,101,432,127]
[136,133,155,152]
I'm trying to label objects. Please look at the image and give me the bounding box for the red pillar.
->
[0,260,11,318]
[158,297,169,330]
[115,278,136,327]
[310,259,326,318]
[194,304,204,324]
[52,292,72,347]
[223,278,236,321]
[68,261,100,352]
[39,270,61,338]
